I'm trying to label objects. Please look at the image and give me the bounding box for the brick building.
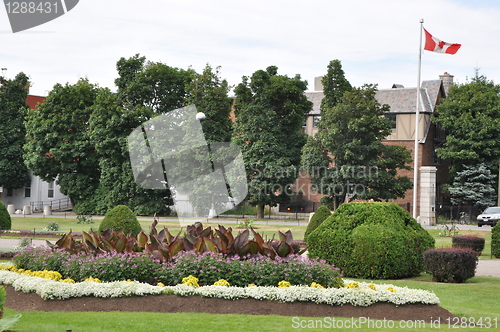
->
[292,73,454,224]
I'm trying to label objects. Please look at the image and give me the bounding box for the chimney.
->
[314,76,324,91]
[439,72,454,97]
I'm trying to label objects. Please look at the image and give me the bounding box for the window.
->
[313,115,321,128]
[48,181,54,198]
[24,180,31,198]
[6,188,13,197]
[385,113,397,130]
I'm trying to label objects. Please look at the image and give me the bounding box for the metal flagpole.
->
[412,19,424,220]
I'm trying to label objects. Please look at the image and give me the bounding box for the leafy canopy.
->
[233,66,311,218]
[302,60,412,209]
[0,72,30,189]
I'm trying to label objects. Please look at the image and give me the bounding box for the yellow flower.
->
[182,275,199,287]
[60,278,76,283]
[345,282,359,289]
[214,279,230,287]
[310,282,325,289]
[278,280,291,288]
[368,283,377,291]
[125,279,133,283]
[157,282,165,287]
[247,284,257,287]
[386,286,397,293]
[84,277,101,283]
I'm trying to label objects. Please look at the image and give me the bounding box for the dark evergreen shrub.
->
[424,247,478,283]
[307,202,435,279]
[304,205,331,241]
[0,201,11,230]
[452,236,485,253]
[98,205,142,236]
[492,222,500,258]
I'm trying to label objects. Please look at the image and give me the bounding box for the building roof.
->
[375,79,443,113]
[305,79,444,115]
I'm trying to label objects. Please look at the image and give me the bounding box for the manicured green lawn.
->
[5,276,500,332]
[8,216,308,242]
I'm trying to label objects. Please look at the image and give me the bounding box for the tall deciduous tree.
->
[24,78,101,206]
[81,55,196,215]
[302,60,412,209]
[320,59,353,111]
[320,85,412,206]
[0,72,31,189]
[432,73,500,184]
[233,66,311,218]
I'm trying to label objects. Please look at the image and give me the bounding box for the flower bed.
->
[0,265,440,307]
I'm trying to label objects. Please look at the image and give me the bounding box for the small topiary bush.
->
[424,248,478,283]
[0,285,5,318]
[304,205,331,241]
[452,236,485,254]
[98,205,142,237]
[307,202,435,279]
[492,222,500,258]
[0,201,11,230]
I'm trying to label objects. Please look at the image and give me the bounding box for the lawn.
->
[1,216,499,331]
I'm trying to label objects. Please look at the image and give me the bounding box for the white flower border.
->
[0,270,440,307]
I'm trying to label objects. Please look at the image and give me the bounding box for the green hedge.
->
[492,222,500,258]
[0,201,11,230]
[307,202,435,279]
[98,205,142,237]
[304,205,331,241]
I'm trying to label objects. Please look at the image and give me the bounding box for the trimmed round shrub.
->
[492,222,500,258]
[0,201,11,230]
[98,205,142,236]
[304,205,331,241]
[424,248,478,283]
[307,202,435,279]
[452,236,485,254]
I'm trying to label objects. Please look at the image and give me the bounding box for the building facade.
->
[292,73,453,224]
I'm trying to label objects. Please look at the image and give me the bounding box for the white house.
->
[1,173,70,213]
[0,94,71,214]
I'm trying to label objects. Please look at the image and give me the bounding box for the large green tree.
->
[24,78,101,206]
[233,66,311,218]
[0,72,31,189]
[432,73,500,189]
[80,55,196,215]
[302,60,412,208]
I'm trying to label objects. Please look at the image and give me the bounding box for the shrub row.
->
[452,236,485,253]
[13,247,343,288]
[424,248,478,283]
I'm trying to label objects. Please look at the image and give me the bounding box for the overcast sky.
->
[1,0,499,96]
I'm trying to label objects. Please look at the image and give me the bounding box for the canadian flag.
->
[424,28,461,55]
